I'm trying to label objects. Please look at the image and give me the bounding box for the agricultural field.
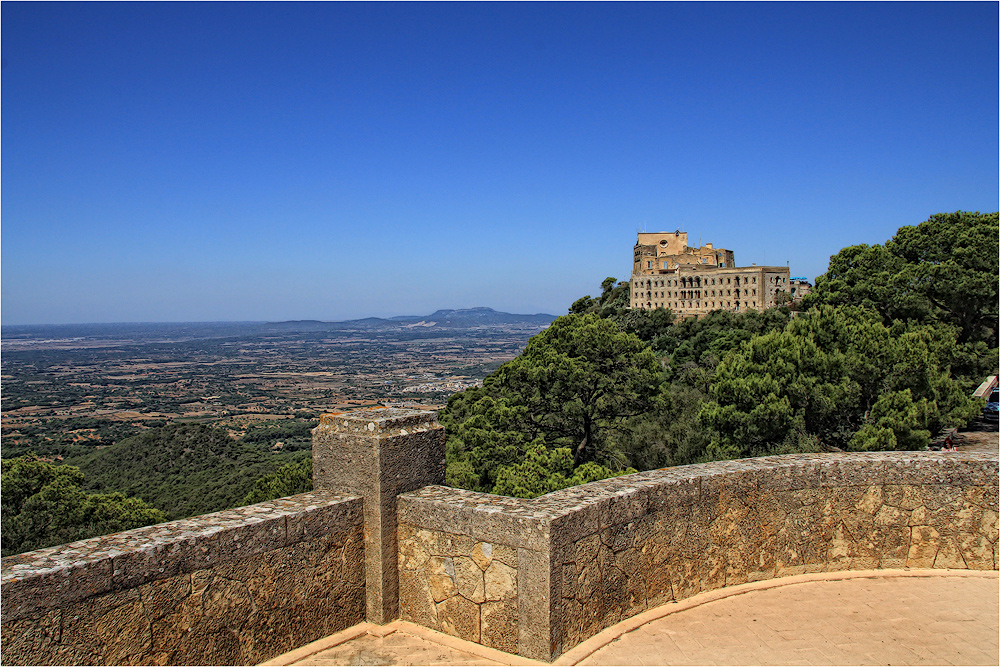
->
[1,312,553,460]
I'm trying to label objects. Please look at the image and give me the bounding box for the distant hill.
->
[388,307,556,327]
[264,307,555,330]
[2,310,556,336]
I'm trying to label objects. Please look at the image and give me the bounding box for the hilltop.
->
[263,307,555,331]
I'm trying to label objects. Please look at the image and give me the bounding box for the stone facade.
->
[397,451,998,660]
[790,277,812,300]
[630,231,792,316]
[0,492,365,666]
[634,231,736,271]
[397,524,519,654]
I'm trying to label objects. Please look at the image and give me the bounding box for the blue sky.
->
[3,2,997,325]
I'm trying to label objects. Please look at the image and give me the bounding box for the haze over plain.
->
[2,2,997,325]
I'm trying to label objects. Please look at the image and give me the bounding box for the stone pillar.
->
[312,408,445,624]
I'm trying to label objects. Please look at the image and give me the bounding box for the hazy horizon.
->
[3,3,997,325]
[1,305,562,328]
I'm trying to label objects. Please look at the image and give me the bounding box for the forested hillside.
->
[1,423,313,556]
[443,212,998,496]
[1,457,166,557]
[70,423,312,520]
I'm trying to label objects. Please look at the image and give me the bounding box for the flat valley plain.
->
[1,314,553,459]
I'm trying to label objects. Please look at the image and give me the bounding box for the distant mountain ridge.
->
[265,307,556,330]
[1,309,556,334]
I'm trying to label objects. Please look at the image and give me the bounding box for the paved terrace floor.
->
[265,570,999,666]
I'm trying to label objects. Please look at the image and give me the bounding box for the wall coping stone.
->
[399,451,998,550]
[0,490,362,623]
[318,408,439,437]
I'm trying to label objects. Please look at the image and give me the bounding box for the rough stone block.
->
[285,493,363,544]
[645,476,699,514]
[470,509,550,552]
[549,503,600,549]
[2,556,113,624]
[481,599,518,653]
[398,565,439,631]
[485,561,517,601]
[517,548,554,661]
[454,556,485,603]
[956,533,994,570]
[964,485,1000,511]
[0,610,63,665]
[598,486,650,530]
[397,492,474,536]
[820,456,884,489]
[907,525,942,568]
[436,595,480,643]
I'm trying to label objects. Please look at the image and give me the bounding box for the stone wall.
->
[1,491,365,666]
[3,409,996,665]
[397,487,548,658]
[397,451,998,661]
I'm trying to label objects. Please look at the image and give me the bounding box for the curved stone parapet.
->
[397,451,999,660]
[3,446,995,665]
[1,491,366,666]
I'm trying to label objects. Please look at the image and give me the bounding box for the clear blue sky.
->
[3,2,997,325]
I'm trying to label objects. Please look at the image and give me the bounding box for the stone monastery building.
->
[630,230,791,316]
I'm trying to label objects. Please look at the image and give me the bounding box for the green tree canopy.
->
[699,305,981,459]
[487,312,663,464]
[242,459,313,505]
[1,456,166,557]
[71,423,310,519]
[443,312,661,494]
[491,442,635,499]
[806,211,999,344]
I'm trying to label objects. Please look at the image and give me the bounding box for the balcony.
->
[2,409,997,665]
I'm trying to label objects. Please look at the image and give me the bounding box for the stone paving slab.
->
[567,571,998,666]
[265,621,542,667]
[293,629,504,667]
[265,570,999,667]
